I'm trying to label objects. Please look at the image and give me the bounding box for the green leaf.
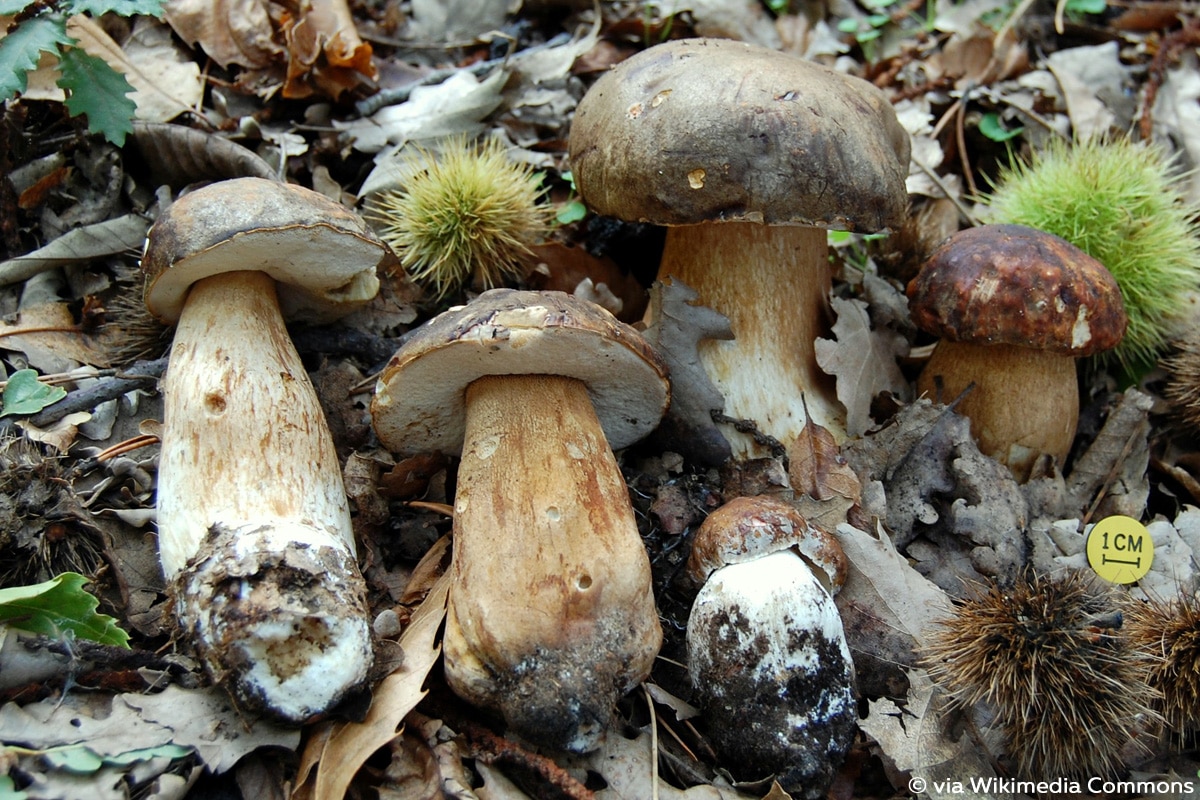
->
[978,111,1024,142]
[42,743,192,774]
[0,775,29,800]
[555,200,588,225]
[56,47,136,146]
[65,0,167,17]
[1065,0,1106,13]
[43,747,104,774]
[1,369,67,417]
[0,572,131,647]
[0,0,36,14]
[0,15,73,101]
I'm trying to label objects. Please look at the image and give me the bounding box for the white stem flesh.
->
[657,222,842,457]
[157,269,371,723]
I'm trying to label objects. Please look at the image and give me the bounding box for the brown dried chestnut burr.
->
[907,224,1127,481]
[569,37,910,456]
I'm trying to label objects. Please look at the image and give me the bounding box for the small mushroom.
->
[907,223,1128,481]
[569,37,910,455]
[371,289,669,752]
[142,177,389,722]
[686,495,855,799]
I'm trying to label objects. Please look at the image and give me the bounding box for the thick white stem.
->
[157,269,371,722]
[443,373,661,752]
[658,222,841,457]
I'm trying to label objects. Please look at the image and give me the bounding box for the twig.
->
[0,357,166,437]
[1138,15,1200,140]
[644,684,660,800]
[355,32,572,116]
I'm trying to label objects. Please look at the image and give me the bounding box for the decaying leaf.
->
[302,566,450,800]
[843,398,1029,591]
[860,670,999,800]
[788,412,862,532]
[1,684,300,778]
[815,295,910,437]
[788,413,861,502]
[641,278,734,467]
[1065,387,1152,519]
[0,215,152,288]
[129,122,278,186]
[833,522,953,698]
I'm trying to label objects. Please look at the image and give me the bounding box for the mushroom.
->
[371,288,669,752]
[142,177,388,722]
[907,223,1128,481]
[568,37,910,456]
[685,495,855,799]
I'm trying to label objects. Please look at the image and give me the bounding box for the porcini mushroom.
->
[685,495,855,799]
[907,223,1128,481]
[142,177,387,722]
[568,37,910,456]
[371,289,669,752]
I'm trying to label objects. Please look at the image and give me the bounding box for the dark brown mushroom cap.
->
[686,495,848,594]
[567,37,910,231]
[906,224,1128,356]
[142,177,390,324]
[371,289,670,456]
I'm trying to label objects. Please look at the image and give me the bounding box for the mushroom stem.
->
[918,340,1078,480]
[445,373,661,752]
[159,269,371,722]
[658,222,838,454]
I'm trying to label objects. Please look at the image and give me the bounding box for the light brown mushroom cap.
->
[907,224,1128,356]
[142,177,390,324]
[372,288,671,455]
[568,37,910,231]
[686,495,848,594]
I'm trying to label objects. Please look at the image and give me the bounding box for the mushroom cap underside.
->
[568,37,910,231]
[142,177,389,324]
[371,288,671,455]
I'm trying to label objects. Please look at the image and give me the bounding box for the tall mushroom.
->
[371,289,669,752]
[907,223,1128,481]
[142,177,388,722]
[569,37,910,456]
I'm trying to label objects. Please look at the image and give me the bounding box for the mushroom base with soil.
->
[658,221,839,455]
[917,340,1078,481]
[159,269,372,722]
[444,372,662,753]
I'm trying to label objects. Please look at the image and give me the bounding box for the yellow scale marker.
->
[1087,515,1154,584]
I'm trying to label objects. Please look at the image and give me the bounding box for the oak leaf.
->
[815,296,910,437]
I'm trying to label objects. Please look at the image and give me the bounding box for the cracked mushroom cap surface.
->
[686,495,848,594]
[142,177,390,324]
[568,37,910,231]
[371,288,671,455]
[906,223,1128,356]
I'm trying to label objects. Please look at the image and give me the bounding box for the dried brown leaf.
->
[302,569,450,800]
[860,671,999,800]
[129,123,278,187]
[814,296,910,437]
[788,414,861,503]
[162,0,283,70]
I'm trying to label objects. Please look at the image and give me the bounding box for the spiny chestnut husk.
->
[366,136,551,299]
[923,570,1161,779]
[982,135,1200,371]
[1125,590,1200,736]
